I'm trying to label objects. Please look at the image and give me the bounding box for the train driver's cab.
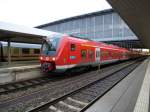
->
[41,34,62,56]
[40,34,62,72]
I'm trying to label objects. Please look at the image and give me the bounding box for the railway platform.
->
[0,60,39,68]
[0,61,42,84]
[85,57,150,112]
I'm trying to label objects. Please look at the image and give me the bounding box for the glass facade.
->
[40,12,137,42]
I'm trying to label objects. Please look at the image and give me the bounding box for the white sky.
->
[0,0,111,27]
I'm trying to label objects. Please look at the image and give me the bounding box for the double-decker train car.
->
[0,42,41,62]
[40,34,141,73]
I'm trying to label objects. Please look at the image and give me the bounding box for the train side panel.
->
[40,35,142,73]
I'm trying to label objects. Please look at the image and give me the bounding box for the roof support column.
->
[7,39,11,64]
[0,42,3,62]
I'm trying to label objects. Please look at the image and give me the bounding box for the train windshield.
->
[41,35,61,56]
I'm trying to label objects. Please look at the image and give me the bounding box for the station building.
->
[36,9,143,48]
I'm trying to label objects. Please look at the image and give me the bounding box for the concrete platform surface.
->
[133,58,150,112]
[85,58,149,112]
[0,61,42,84]
[0,60,39,68]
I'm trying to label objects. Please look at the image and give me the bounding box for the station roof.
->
[36,9,114,28]
[0,21,58,44]
[107,0,150,48]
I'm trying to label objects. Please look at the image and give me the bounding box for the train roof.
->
[1,42,41,48]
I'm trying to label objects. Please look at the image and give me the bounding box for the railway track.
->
[0,58,145,112]
[0,69,99,95]
[0,60,131,96]
[0,77,53,95]
[27,59,142,112]
[0,68,93,95]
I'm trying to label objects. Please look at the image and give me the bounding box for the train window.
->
[81,50,87,59]
[48,36,61,51]
[88,50,94,59]
[123,52,127,57]
[70,44,75,51]
[41,42,50,55]
[120,53,122,57]
[13,48,19,55]
[22,48,30,54]
[101,51,105,57]
[111,52,115,57]
[34,49,40,54]
[101,51,109,58]
[105,51,109,57]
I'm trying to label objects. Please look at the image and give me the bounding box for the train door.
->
[69,43,77,65]
[95,47,100,63]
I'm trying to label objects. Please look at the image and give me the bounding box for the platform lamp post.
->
[7,38,11,65]
[97,62,101,73]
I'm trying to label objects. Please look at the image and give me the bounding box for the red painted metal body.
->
[40,35,140,73]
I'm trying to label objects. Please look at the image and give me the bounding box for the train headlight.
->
[40,56,43,60]
[52,57,55,61]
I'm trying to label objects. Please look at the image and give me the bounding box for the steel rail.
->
[27,59,143,112]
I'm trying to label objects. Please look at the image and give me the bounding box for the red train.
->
[40,34,141,73]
